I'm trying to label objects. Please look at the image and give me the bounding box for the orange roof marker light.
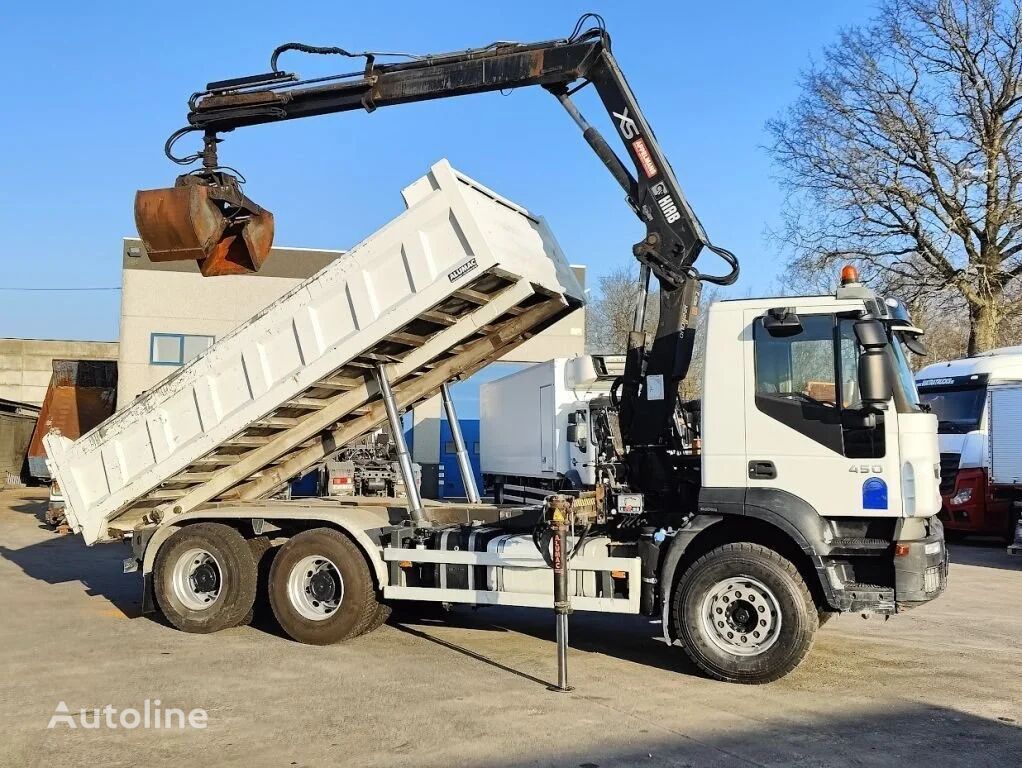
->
[840,264,860,285]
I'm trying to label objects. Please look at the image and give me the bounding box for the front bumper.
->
[894,516,948,607]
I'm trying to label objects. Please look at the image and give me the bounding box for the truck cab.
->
[916,348,1022,539]
[691,278,944,616]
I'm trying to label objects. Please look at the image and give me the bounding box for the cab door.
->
[742,310,901,518]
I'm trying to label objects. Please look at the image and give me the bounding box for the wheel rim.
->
[287,555,344,621]
[171,548,224,611]
[700,575,782,657]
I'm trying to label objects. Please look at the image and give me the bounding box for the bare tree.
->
[769,0,1022,355]
[584,267,661,354]
[585,267,717,398]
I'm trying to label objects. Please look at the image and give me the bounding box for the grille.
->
[939,453,960,495]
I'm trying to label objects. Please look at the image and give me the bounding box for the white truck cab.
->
[916,348,1022,539]
[702,292,940,521]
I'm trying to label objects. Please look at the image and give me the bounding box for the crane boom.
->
[135,16,740,455]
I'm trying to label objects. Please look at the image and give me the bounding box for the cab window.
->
[753,314,884,458]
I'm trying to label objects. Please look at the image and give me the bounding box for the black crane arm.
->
[160,18,739,462]
[179,25,738,291]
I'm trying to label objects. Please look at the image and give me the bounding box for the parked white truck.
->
[480,355,624,504]
[45,159,947,683]
[916,348,1022,541]
[46,19,947,684]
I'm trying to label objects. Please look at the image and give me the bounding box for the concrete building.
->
[0,339,119,406]
[117,238,343,409]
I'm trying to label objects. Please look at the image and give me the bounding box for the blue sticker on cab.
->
[862,477,888,510]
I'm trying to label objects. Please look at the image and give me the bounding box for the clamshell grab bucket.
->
[134,173,274,277]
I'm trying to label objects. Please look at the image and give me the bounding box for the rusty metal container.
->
[27,360,117,481]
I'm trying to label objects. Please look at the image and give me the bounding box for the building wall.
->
[0,339,119,406]
[117,238,343,409]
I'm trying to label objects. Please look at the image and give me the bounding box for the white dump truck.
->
[48,18,948,684]
[480,355,623,504]
[46,161,947,685]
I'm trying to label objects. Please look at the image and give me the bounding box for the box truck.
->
[480,355,623,504]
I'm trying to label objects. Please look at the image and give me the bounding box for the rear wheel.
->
[153,523,257,634]
[268,528,379,645]
[672,543,818,684]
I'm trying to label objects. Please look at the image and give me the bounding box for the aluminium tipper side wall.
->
[45,160,584,545]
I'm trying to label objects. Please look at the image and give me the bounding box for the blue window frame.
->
[150,333,214,366]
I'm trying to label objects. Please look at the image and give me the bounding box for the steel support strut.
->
[550,508,573,692]
[440,382,481,503]
[375,365,424,523]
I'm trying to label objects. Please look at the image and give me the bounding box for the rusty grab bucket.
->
[134,172,274,277]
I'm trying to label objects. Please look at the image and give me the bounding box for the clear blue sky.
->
[0,1,877,341]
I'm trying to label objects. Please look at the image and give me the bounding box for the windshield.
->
[919,386,986,433]
[890,332,922,412]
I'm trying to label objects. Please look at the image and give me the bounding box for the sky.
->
[0,1,879,342]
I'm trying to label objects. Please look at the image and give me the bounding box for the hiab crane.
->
[48,16,948,684]
[135,15,739,493]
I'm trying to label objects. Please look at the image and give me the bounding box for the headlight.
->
[950,487,973,505]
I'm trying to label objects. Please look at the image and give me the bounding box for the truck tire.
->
[268,528,379,645]
[238,537,276,626]
[360,602,393,635]
[153,523,258,634]
[671,542,818,684]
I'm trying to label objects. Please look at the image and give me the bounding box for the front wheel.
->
[672,543,818,684]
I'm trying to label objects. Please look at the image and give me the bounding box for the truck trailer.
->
[916,348,1022,541]
[46,17,947,684]
[480,355,624,504]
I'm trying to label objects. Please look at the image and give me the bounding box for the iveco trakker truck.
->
[45,163,946,683]
[46,18,946,684]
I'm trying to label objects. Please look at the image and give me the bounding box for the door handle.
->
[748,460,777,480]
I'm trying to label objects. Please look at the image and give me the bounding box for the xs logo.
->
[613,107,638,139]
[650,181,667,195]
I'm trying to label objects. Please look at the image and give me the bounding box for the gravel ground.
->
[1,487,1019,767]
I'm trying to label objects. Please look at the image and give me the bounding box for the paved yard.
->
[1,487,1019,767]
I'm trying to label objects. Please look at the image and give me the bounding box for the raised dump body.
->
[45,160,583,545]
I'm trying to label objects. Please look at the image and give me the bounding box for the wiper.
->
[776,391,833,409]
[937,420,965,434]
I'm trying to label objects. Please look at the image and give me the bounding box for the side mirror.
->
[854,319,893,408]
[903,333,928,356]
[566,424,579,444]
[763,307,803,337]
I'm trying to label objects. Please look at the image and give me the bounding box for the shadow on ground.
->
[0,494,142,618]
[948,539,1021,571]
[391,602,696,680]
[449,704,1022,768]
